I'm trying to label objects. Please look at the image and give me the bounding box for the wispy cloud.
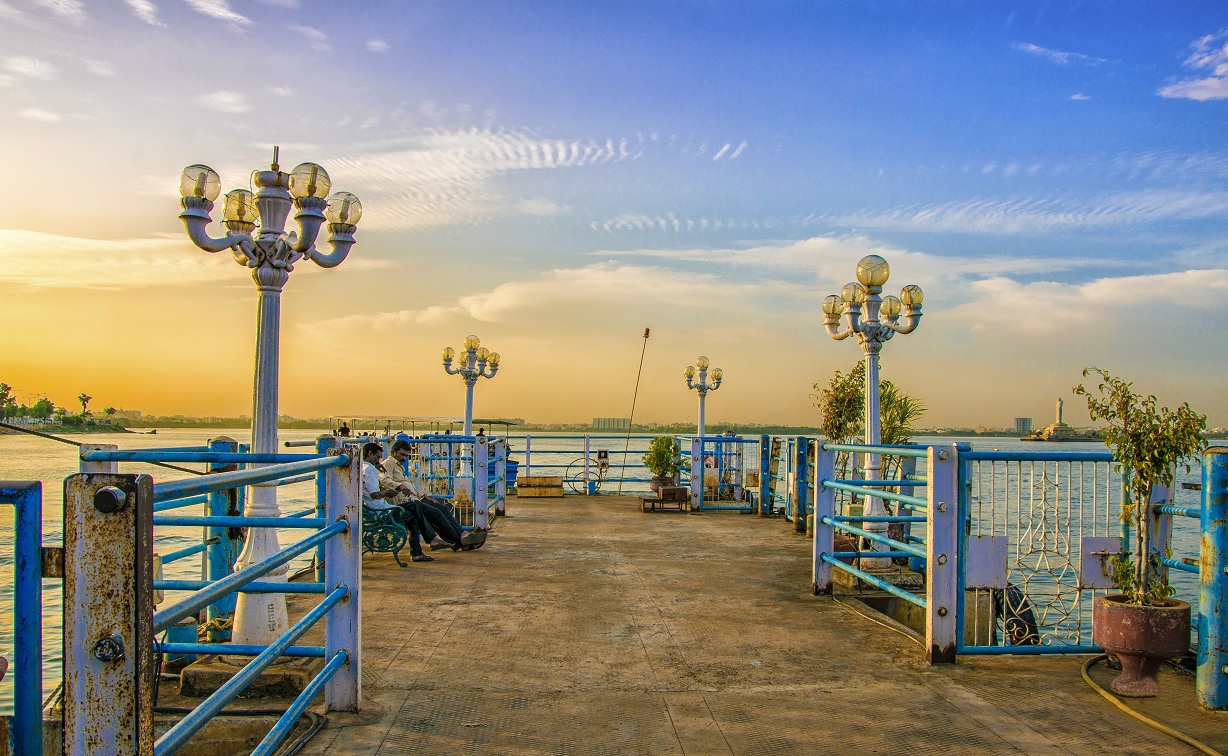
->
[124,0,161,25]
[4,56,57,80]
[197,90,249,113]
[84,59,114,76]
[830,190,1228,235]
[292,25,329,52]
[328,128,651,230]
[593,212,781,233]
[31,0,85,23]
[18,108,63,122]
[1070,92,1090,101]
[711,141,747,161]
[1013,42,1105,66]
[0,2,26,21]
[1158,29,1228,101]
[183,0,249,26]
[367,39,389,53]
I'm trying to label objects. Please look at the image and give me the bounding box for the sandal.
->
[411,554,435,562]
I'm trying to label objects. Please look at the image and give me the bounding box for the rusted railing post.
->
[207,436,241,641]
[63,473,155,754]
[926,444,959,664]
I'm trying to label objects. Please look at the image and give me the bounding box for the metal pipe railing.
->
[153,455,348,503]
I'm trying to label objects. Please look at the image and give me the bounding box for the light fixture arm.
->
[179,198,255,256]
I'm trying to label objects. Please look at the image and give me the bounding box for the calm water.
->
[0,430,1208,714]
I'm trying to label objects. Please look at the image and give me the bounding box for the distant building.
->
[1014,417,1032,435]
[592,417,630,431]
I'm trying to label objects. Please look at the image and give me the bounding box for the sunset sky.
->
[1,1,1226,428]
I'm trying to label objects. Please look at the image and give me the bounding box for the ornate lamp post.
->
[821,255,922,571]
[683,356,723,439]
[442,335,500,435]
[178,151,361,645]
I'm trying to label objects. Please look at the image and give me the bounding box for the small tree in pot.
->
[643,435,681,492]
[1074,367,1206,697]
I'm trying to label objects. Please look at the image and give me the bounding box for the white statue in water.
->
[1056,397,1064,424]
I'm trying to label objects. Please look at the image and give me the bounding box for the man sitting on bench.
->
[361,442,433,563]
[383,439,486,551]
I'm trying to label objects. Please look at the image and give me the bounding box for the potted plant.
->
[643,435,681,492]
[1074,367,1206,697]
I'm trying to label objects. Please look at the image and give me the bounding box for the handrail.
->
[250,650,349,756]
[829,479,926,487]
[152,514,326,529]
[80,450,328,463]
[961,450,1113,462]
[153,455,348,503]
[1155,504,1201,518]
[154,586,348,755]
[822,443,929,458]
[154,579,327,594]
[153,520,346,633]
[820,516,926,559]
[820,554,926,607]
[824,480,927,509]
[158,642,324,658]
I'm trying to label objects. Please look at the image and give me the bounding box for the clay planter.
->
[1092,594,1191,697]
[649,475,674,493]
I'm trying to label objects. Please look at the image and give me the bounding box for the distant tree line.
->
[0,382,118,427]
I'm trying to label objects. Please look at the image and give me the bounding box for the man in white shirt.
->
[382,439,485,551]
[362,442,433,563]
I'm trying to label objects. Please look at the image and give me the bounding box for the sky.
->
[1,1,1226,429]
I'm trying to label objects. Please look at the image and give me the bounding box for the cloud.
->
[183,0,249,25]
[1013,42,1105,66]
[31,0,85,23]
[326,128,648,230]
[367,39,389,53]
[19,108,63,122]
[1070,93,1090,101]
[4,56,57,80]
[0,2,26,20]
[830,190,1228,235]
[292,25,330,52]
[197,90,250,113]
[0,230,236,289]
[0,230,389,290]
[947,269,1228,336]
[1158,29,1228,101]
[124,0,161,25]
[84,60,115,76]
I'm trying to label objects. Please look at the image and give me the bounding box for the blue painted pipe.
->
[153,521,346,634]
[155,580,327,594]
[830,479,926,487]
[833,515,926,523]
[833,551,913,559]
[80,450,325,463]
[251,651,349,756]
[1158,556,1199,574]
[161,541,212,564]
[821,516,926,558]
[153,494,209,512]
[277,474,316,487]
[154,586,347,755]
[1199,447,1228,710]
[820,554,926,607]
[1155,504,1202,519]
[824,480,927,508]
[153,515,326,529]
[822,443,928,458]
[152,455,348,503]
[158,642,324,658]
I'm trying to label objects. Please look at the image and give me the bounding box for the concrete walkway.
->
[299,495,1226,755]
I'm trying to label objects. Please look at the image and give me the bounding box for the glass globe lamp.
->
[179,164,221,201]
[856,255,891,287]
[289,162,331,199]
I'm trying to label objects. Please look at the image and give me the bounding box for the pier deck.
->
[296,495,1225,754]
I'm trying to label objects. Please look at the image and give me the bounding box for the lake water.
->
[0,430,1208,714]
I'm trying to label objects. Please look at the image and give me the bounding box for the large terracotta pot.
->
[649,475,673,493]
[1092,594,1190,697]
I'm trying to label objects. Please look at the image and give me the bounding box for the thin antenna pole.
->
[617,327,651,495]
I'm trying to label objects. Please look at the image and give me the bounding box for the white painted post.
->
[524,435,533,477]
[813,443,836,595]
[79,443,119,474]
[926,444,959,664]
[324,447,362,712]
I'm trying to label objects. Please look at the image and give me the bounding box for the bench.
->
[362,503,410,567]
[640,485,689,512]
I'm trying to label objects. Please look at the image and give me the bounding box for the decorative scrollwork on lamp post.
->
[178,149,361,646]
[683,356,723,440]
[821,254,922,571]
[442,335,500,436]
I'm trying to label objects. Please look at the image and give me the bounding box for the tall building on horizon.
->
[1015,417,1033,434]
[592,417,630,431]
